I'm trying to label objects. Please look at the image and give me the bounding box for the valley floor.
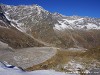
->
[0,47,100,75]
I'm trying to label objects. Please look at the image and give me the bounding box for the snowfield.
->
[0,62,79,75]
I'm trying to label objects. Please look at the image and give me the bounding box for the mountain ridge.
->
[0,4,100,49]
[0,3,100,72]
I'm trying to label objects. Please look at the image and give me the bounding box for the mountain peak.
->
[0,4,100,49]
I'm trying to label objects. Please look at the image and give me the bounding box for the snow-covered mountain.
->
[0,5,45,49]
[0,4,100,74]
[0,4,100,49]
[1,4,54,32]
[54,16,100,30]
[2,4,100,31]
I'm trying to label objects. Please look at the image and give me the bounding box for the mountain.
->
[0,4,100,49]
[0,3,100,73]
[0,5,45,49]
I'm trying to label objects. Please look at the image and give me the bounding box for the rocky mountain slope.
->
[0,5,45,49]
[0,4,100,74]
[0,4,100,49]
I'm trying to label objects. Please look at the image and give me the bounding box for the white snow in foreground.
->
[0,62,79,75]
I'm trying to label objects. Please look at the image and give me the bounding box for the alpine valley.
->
[0,4,100,75]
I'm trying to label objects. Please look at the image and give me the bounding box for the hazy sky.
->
[0,0,100,18]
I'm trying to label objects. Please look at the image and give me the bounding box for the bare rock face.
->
[0,47,57,71]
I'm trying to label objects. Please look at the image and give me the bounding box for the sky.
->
[0,0,100,18]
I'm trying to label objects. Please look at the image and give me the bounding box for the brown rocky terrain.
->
[0,47,57,71]
[0,27,44,49]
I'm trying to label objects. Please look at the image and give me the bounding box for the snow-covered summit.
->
[1,4,100,31]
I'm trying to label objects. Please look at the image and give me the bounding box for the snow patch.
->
[5,11,25,32]
[0,62,79,75]
[86,23,100,29]
[54,18,100,30]
[67,47,87,52]
[63,18,84,24]
[64,60,84,72]
[54,20,73,30]
[4,13,11,21]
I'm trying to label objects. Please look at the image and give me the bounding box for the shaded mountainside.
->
[0,4,100,49]
[0,27,44,49]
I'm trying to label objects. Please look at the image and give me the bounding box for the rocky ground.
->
[0,47,57,70]
[0,41,100,75]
